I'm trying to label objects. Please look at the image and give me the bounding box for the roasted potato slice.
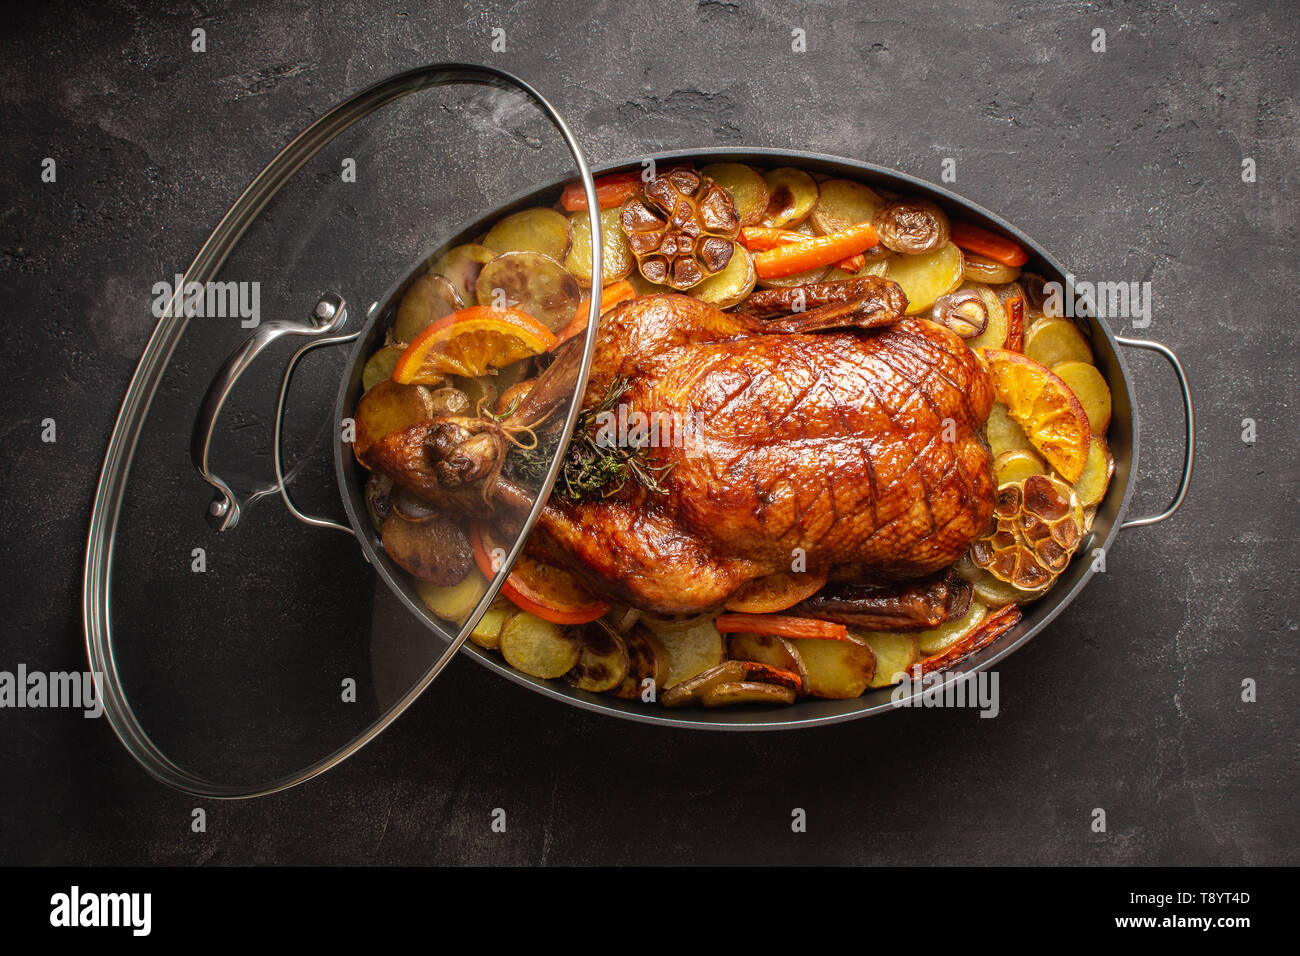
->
[760,167,819,228]
[393,272,462,343]
[565,626,630,694]
[662,660,801,707]
[994,448,1048,486]
[362,344,406,392]
[1073,436,1115,507]
[469,603,512,650]
[985,402,1034,458]
[912,603,1022,676]
[726,632,811,695]
[700,163,770,226]
[1052,360,1112,434]
[430,244,495,306]
[884,241,964,314]
[647,615,725,688]
[499,612,582,679]
[1025,318,1092,369]
[352,381,433,460]
[915,601,989,656]
[788,633,876,699]
[700,681,797,707]
[811,178,886,235]
[857,630,919,688]
[613,625,671,700]
[564,207,634,284]
[963,251,1022,285]
[474,251,580,333]
[483,207,572,260]
[416,566,488,626]
[381,512,473,586]
[690,243,756,309]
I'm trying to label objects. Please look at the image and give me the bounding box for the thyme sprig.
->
[506,376,676,504]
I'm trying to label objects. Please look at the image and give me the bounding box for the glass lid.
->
[84,64,604,797]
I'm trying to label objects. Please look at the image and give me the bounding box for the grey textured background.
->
[1,0,1296,865]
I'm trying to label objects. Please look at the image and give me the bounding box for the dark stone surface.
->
[0,0,1295,865]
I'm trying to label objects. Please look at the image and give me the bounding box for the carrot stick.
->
[561,170,644,212]
[1004,296,1025,352]
[551,279,636,350]
[714,613,848,641]
[741,227,873,274]
[951,221,1028,267]
[751,222,881,279]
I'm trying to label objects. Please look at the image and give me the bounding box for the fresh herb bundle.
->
[506,376,675,503]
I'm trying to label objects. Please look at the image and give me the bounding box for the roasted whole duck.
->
[366,278,997,615]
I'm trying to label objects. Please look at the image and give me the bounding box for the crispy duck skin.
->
[742,276,909,319]
[526,290,997,613]
[791,570,974,631]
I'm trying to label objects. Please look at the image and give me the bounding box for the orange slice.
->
[391,305,555,383]
[983,349,1091,483]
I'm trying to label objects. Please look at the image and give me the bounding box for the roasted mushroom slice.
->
[873,198,951,255]
[930,288,989,338]
[620,169,740,289]
[969,474,1085,592]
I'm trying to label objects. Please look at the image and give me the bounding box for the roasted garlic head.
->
[969,474,1084,592]
[620,169,740,289]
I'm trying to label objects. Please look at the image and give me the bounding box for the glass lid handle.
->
[191,293,348,531]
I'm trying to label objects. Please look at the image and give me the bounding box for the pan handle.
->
[1115,336,1194,529]
[191,293,349,532]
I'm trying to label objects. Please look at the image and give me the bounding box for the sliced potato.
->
[690,243,756,309]
[662,660,750,707]
[416,566,488,626]
[858,631,919,688]
[470,603,512,650]
[499,611,582,679]
[353,380,433,459]
[474,251,579,333]
[483,207,571,260]
[727,631,811,695]
[613,626,671,700]
[994,448,1047,486]
[564,207,633,285]
[885,241,964,314]
[700,163,770,226]
[651,616,725,688]
[760,167,819,228]
[1053,360,1112,434]
[565,627,629,693]
[915,601,988,657]
[961,281,1008,353]
[1074,436,1115,507]
[362,344,406,392]
[382,513,473,586]
[663,661,801,706]
[1024,318,1092,368]
[985,402,1033,458]
[700,681,796,707]
[788,634,876,699]
[430,244,495,306]
[962,252,1022,285]
[393,272,462,343]
[810,178,885,235]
